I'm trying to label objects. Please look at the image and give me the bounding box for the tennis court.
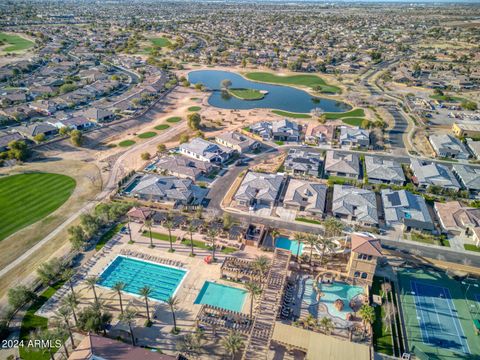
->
[397,268,480,360]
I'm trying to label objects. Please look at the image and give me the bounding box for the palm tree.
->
[195,205,204,219]
[85,275,100,304]
[270,228,279,248]
[77,301,112,336]
[139,286,153,323]
[167,295,180,333]
[187,220,196,257]
[164,220,175,252]
[304,234,319,266]
[244,282,262,318]
[144,219,154,248]
[317,236,335,265]
[112,281,126,314]
[251,255,270,282]
[119,307,138,346]
[55,327,71,358]
[293,232,306,261]
[207,227,219,261]
[358,304,375,337]
[221,331,244,360]
[62,268,77,301]
[319,316,334,335]
[127,219,133,243]
[323,217,344,238]
[54,306,75,349]
[62,292,79,326]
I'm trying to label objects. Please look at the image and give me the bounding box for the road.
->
[385,107,409,150]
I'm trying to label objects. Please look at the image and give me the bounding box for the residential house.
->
[155,155,213,180]
[249,119,300,142]
[16,123,58,140]
[435,201,480,245]
[324,151,360,179]
[381,189,433,231]
[49,116,95,131]
[126,206,154,223]
[346,233,383,285]
[453,165,480,195]
[284,149,322,177]
[365,156,405,185]
[429,134,469,159]
[332,185,378,226]
[0,131,25,151]
[283,179,327,217]
[215,131,259,153]
[179,137,234,163]
[305,123,335,145]
[339,126,370,148]
[28,100,57,115]
[410,159,461,190]
[234,171,284,209]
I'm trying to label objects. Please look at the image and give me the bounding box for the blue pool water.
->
[188,70,351,113]
[123,178,140,194]
[144,163,157,172]
[97,256,186,302]
[276,236,304,255]
[194,281,247,312]
[319,282,364,319]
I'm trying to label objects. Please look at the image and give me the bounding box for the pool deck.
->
[38,221,261,356]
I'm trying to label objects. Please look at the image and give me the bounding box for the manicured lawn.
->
[245,72,340,93]
[142,230,176,242]
[118,140,136,147]
[295,217,322,225]
[150,37,172,48]
[166,116,182,123]
[19,281,66,360]
[96,222,125,251]
[154,124,170,130]
[180,239,237,254]
[188,106,201,111]
[274,140,284,146]
[409,231,435,245]
[228,88,264,100]
[430,94,466,103]
[0,32,34,52]
[325,108,365,119]
[0,173,76,241]
[138,131,157,139]
[372,277,395,356]
[464,244,480,252]
[342,118,365,127]
[272,110,312,119]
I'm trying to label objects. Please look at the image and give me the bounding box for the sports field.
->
[0,173,76,241]
[398,268,480,360]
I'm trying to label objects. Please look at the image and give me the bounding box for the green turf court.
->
[0,173,76,241]
[397,267,480,360]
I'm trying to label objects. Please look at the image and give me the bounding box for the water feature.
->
[188,70,351,113]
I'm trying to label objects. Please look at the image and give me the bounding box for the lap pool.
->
[97,256,187,302]
[194,281,247,312]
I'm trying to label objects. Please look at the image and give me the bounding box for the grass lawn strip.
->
[342,118,365,127]
[181,239,236,254]
[166,117,182,123]
[245,72,340,93]
[142,230,176,242]
[0,32,34,52]
[0,173,76,241]
[228,88,264,100]
[295,217,322,225]
[118,140,136,147]
[138,131,157,139]
[271,110,312,119]
[464,244,480,252]
[325,108,365,119]
[96,222,125,251]
[154,124,170,130]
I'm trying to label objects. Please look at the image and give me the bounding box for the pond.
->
[188,70,351,114]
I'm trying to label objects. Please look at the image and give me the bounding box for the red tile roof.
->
[351,233,382,257]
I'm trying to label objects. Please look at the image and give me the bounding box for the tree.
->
[359,304,375,336]
[7,286,36,311]
[80,212,100,238]
[319,316,334,335]
[221,331,244,360]
[77,302,112,335]
[176,328,205,358]
[34,133,46,142]
[179,134,189,144]
[139,286,153,324]
[30,328,57,360]
[54,306,75,350]
[157,143,167,154]
[293,232,306,260]
[68,225,87,251]
[244,282,262,318]
[304,234,319,266]
[318,236,335,264]
[221,79,232,89]
[85,276,100,305]
[144,219,154,248]
[141,152,151,161]
[167,296,180,333]
[164,220,175,252]
[37,258,67,286]
[187,112,201,130]
[207,227,219,261]
[323,217,344,238]
[119,307,137,346]
[187,220,196,257]
[270,228,279,248]
[461,100,478,111]
[112,281,126,314]
[222,212,233,230]
[7,140,29,161]
[70,130,83,147]
[62,268,77,301]
[61,292,79,326]
[251,255,270,280]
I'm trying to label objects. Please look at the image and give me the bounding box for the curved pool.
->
[188,70,351,114]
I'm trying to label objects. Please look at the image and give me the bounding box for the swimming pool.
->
[123,178,140,194]
[276,236,304,255]
[97,256,187,302]
[319,282,364,319]
[194,281,247,312]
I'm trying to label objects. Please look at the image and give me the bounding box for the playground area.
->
[397,267,480,360]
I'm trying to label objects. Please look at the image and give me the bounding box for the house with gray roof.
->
[16,122,58,139]
[155,155,213,180]
[179,137,234,164]
[284,149,322,177]
[410,158,460,190]
[365,156,405,185]
[339,126,370,149]
[234,171,284,209]
[429,134,469,160]
[332,185,378,226]
[82,107,115,122]
[0,131,25,151]
[324,151,360,179]
[215,131,259,153]
[381,189,433,231]
[249,119,300,142]
[128,174,206,206]
[453,165,480,194]
[283,179,327,216]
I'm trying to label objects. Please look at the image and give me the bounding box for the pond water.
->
[188,70,351,114]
